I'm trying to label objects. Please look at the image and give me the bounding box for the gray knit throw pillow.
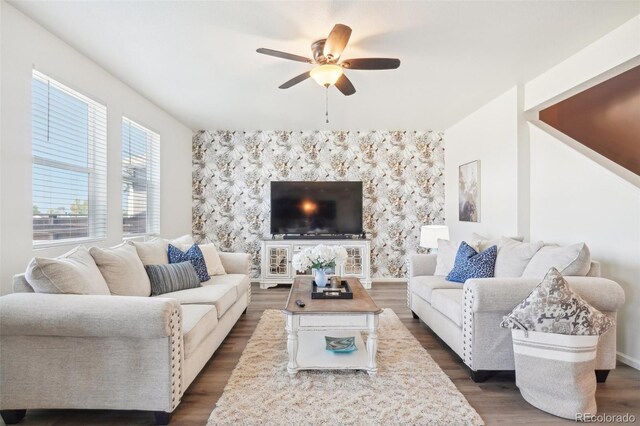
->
[146,261,201,296]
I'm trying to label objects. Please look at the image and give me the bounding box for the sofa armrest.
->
[465,276,625,313]
[0,293,181,338]
[408,253,437,277]
[219,252,251,275]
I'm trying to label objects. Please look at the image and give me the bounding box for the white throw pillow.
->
[471,232,524,252]
[25,246,111,295]
[522,243,591,278]
[173,242,226,276]
[130,235,195,266]
[494,237,544,277]
[130,239,168,265]
[434,239,480,276]
[168,234,194,247]
[199,243,226,276]
[90,243,151,296]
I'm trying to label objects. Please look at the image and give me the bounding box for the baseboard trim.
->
[617,351,640,370]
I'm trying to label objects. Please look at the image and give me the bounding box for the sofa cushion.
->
[181,304,218,358]
[129,236,193,266]
[494,237,544,278]
[156,282,238,318]
[410,275,463,303]
[168,234,194,247]
[208,273,250,296]
[130,239,168,265]
[446,242,497,283]
[471,233,524,252]
[146,262,201,296]
[431,289,463,327]
[168,244,210,282]
[90,243,151,296]
[25,246,111,295]
[522,243,591,278]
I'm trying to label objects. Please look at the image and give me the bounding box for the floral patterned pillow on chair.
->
[500,267,614,335]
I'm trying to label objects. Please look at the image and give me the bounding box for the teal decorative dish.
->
[325,336,357,353]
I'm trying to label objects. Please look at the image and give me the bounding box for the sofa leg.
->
[0,409,26,424]
[469,370,494,383]
[595,369,610,383]
[411,310,419,319]
[153,411,172,425]
[243,307,248,315]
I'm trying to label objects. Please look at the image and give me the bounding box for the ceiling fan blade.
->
[323,24,352,61]
[335,74,356,96]
[341,58,401,70]
[256,48,313,63]
[279,71,311,89]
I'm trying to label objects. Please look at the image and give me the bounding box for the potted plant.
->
[292,244,348,287]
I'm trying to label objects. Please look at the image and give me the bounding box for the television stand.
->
[260,239,371,290]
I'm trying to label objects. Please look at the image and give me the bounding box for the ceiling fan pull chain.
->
[325,86,329,124]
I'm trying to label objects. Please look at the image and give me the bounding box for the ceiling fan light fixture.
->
[310,64,343,87]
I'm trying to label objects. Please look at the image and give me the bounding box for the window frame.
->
[121,116,161,237]
[31,70,107,248]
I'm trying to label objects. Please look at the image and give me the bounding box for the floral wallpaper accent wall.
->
[192,130,445,279]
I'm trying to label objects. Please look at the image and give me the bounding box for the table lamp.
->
[420,225,449,252]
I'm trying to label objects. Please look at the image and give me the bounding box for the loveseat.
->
[0,242,251,425]
[407,238,625,383]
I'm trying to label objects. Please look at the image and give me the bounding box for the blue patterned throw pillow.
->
[446,241,497,283]
[168,244,210,282]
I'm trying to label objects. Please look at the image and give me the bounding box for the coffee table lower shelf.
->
[292,331,369,372]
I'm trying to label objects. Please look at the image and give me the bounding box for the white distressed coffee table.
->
[282,277,383,376]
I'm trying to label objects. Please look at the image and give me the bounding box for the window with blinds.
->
[122,117,160,236]
[31,70,107,246]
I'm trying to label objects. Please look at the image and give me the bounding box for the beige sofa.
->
[0,251,251,425]
[408,253,625,383]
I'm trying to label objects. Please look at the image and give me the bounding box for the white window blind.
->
[122,117,160,236]
[31,70,107,246]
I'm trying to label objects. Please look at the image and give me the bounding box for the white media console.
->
[260,239,372,289]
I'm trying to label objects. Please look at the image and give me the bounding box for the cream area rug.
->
[207,309,483,426]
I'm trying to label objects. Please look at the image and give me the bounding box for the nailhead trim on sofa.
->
[462,286,474,368]
[168,306,184,411]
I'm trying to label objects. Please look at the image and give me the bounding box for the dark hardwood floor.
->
[5,282,639,425]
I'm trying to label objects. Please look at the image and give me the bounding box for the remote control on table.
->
[295,299,305,308]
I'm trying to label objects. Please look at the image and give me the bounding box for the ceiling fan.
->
[256,24,401,96]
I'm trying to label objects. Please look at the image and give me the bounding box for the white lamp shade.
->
[420,225,449,249]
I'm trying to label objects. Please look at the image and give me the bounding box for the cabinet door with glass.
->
[266,245,291,278]
[341,245,366,278]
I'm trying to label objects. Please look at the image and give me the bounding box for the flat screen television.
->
[270,181,363,236]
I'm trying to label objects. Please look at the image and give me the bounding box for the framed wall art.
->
[459,160,480,222]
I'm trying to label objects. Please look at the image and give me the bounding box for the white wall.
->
[525,14,640,368]
[444,87,520,241]
[0,2,194,295]
[444,14,640,368]
[529,124,640,368]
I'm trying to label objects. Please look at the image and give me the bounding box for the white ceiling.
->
[10,1,640,131]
